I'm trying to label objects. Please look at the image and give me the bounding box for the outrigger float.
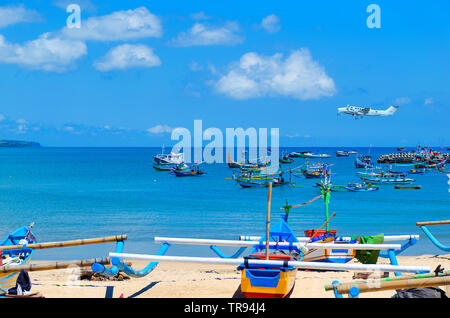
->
[416,220,450,252]
[107,182,427,298]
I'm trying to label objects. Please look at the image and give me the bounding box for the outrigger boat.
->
[408,168,425,174]
[345,182,379,192]
[0,223,36,290]
[299,163,332,179]
[355,155,373,168]
[288,152,303,158]
[233,170,294,188]
[280,153,294,164]
[314,183,347,192]
[227,153,270,169]
[335,151,349,157]
[172,163,206,177]
[297,152,331,159]
[153,163,188,171]
[0,224,125,295]
[109,183,429,298]
[359,174,415,185]
[327,219,450,298]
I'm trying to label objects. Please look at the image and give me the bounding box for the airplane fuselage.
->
[337,105,399,118]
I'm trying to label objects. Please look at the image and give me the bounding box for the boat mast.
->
[265,182,272,260]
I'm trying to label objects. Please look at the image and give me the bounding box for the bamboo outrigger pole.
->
[0,257,112,274]
[0,235,127,251]
[328,275,450,294]
[265,182,273,260]
[325,269,450,291]
[416,220,450,226]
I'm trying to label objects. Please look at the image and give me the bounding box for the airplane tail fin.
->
[385,106,399,115]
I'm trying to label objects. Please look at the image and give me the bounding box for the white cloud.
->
[260,14,281,34]
[93,44,161,71]
[188,61,203,71]
[61,7,162,41]
[190,12,213,20]
[64,126,75,132]
[147,125,173,134]
[424,98,434,105]
[170,21,244,47]
[0,5,42,28]
[0,33,87,72]
[214,48,336,100]
[394,97,411,105]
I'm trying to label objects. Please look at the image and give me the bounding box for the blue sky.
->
[0,0,449,147]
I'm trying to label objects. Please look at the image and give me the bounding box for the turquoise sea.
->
[1,147,449,260]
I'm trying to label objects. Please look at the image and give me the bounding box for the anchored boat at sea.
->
[153,146,185,171]
[172,163,207,177]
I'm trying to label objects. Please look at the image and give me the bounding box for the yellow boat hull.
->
[240,268,297,298]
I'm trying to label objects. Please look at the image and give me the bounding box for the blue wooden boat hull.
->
[0,226,37,289]
[173,170,206,177]
[345,186,379,192]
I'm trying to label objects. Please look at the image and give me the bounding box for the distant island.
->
[0,140,42,148]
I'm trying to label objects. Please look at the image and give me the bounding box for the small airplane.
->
[337,105,399,119]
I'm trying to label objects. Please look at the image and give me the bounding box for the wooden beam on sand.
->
[328,275,450,294]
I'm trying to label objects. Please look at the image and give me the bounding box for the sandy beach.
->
[24,254,449,298]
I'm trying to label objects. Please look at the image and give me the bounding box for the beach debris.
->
[79,270,130,281]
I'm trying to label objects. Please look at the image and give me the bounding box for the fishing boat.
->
[397,147,406,152]
[234,171,293,188]
[354,155,373,168]
[227,153,269,169]
[0,223,37,290]
[153,146,184,165]
[345,182,379,192]
[408,168,425,174]
[336,151,349,157]
[299,163,331,179]
[298,152,331,159]
[172,163,206,177]
[280,154,294,164]
[237,217,300,298]
[314,183,347,192]
[359,174,415,184]
[153,163,188,171]
[394,185,421,190]
[347,151,358,154]
[288,152,303,158]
